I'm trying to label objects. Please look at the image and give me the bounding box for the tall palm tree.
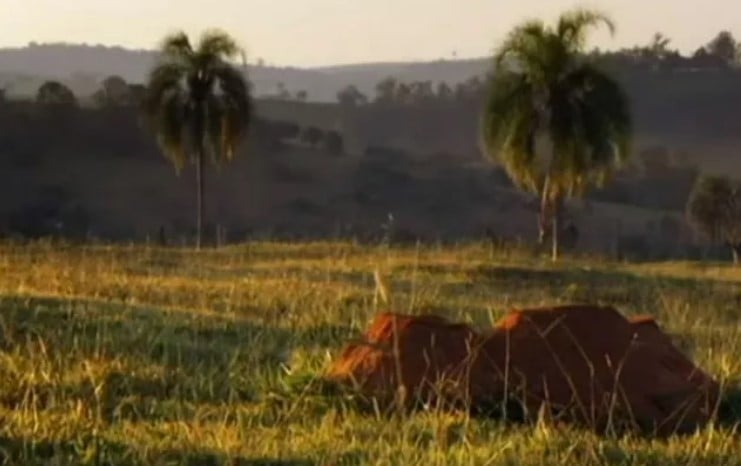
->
[481,9,631,260]
[145,30,252,250]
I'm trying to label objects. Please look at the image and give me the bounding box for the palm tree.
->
[481,9,631,260]
[144,30,252,250]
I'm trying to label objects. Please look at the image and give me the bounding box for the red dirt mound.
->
[325,313,498,407]
[629,316,717,388]
[485,306,719,434]
[326,306,719,435]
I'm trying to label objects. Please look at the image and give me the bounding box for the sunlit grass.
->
[0,240,738,465]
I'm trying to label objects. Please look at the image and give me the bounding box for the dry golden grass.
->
[0,240,738,465]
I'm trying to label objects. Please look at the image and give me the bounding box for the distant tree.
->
[92,89,106,106]
[295,90,308,102]
[687,176,741,264]
[276,82,291,100]
[127,84,147,106]
[454,83,467,101]
[301,126,324,147]
[36,81,77,106]
[395,83,412,104]
[336,85,367,107]
[706,31,738,64]
[481,9,631,260]
[409,81,435,104]
[324,130,344,156]
[93,75,132,107]
[647,32,672,59]
[638,32,676,69]
[144,30,252,250]
[374,77,398,103]
[271,120,301,141]
[455,76,485,101]
[660,50,684,70]
[690,46,727,69]
[436,82,454,101]
[104,75,130,104]
[693,47,707,59]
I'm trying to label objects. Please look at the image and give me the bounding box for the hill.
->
[0,43,488,101]
[2,98,719,259]
[3,44,741,256]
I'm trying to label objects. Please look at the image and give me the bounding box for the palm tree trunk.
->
[193,101,206,252]
[538,176,552,245]
[551,195,562,262]
[195,148,204,251]
[732,244,741,266]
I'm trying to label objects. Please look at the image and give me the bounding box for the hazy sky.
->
[3,0,739,67]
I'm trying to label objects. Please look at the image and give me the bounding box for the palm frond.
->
[202,98,250,164]
[482,71,541,192]
[571,65,630,158]
[548,63,631,194]
[184,31,242,86]
[220,103,249,161]
[144,62,187,116]
[202,64,252,163]
[214,65,251,117]
[198,29,242,61]
[215,65,252,138]
[154,91,189,173]
[575,65,631,165]
[160,31,194,62]
[495,20,548,69]
[557,9,615,51]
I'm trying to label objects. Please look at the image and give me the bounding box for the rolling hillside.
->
[0,43,488,101]
[2,44,741,256]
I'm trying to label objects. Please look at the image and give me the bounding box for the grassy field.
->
[0,240,738,465]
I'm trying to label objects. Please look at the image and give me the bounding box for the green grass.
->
[0,240,738,465]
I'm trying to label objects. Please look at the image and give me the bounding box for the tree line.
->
[331,29,741,108]
[4,76,345,157]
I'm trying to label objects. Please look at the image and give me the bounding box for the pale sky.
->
[3,0,740,67]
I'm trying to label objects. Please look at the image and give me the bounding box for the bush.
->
[687,175,741,263]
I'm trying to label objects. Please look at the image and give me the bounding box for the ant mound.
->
[486,305,719,434]
[325,313,496,408]
[326,305,719,435]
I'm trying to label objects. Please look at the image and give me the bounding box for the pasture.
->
[0,241,738,465]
